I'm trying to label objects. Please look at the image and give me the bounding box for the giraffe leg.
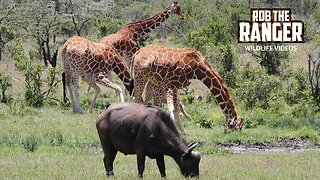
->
[67,84,76,111]
[84,72,112,94]
[143,80,153,103]
[82,78,101,113]
[178,98,193,121]
[167,89,186,134]
[68,77,83,114]
[132,74,148,103]
[153,85,164,107]
[95,76,125,102]
[81,76,92,95]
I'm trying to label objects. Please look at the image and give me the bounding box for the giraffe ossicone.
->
[132,45,244,133]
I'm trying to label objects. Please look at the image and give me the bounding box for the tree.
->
[0,73,12,103]
[308,52,320,109]
[63,0,116,36]
[249,43,289,75]
[11,39,62,107]
[0,1,16,61]
[17,0,63,67]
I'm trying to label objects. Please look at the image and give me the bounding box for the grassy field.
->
[1,145,319,180]
[0,104,320,179]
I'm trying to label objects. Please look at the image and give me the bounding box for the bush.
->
[283,69,310,105]
[24,61,45,107]
[21,135,40,152]
[0,73,12,104]
[48,131,64,146]
[181,93,194,104]
[218,45,238,88]
[11,40,62,108]
[308,52,320,109]
[236,64,282,109]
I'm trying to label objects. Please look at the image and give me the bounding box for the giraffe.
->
[132,45,244,133]
[85,2,184,101]
[99,2,185,64]
[61,36,133,114]
[99,1,190,117]
[144,80,193,121]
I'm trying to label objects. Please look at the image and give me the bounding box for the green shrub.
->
[181,93,194,104]
[48,131,64,146]
[236,64,282,109]
[218,45,238,88]
[258,43,289,75]
[8,98,37,116]
[24,61,45,107]
[0,133,20,147]
[11,40,62,108]
[0,73,12,104]
[297,127,319,143]
[21,135,40,152]
[196,114,214,129]
[283,69,310,105]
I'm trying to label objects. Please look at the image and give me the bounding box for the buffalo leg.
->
[103,146,117,176]
[136,154,146,178]
[156,155,166,177]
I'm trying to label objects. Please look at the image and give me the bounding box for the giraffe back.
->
[132,45,209,88]
[62,36,121,76]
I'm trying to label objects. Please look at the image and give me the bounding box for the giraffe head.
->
[225,116,244,132]
[170,2,185,20]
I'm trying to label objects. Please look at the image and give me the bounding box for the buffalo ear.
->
[181,153,187,162]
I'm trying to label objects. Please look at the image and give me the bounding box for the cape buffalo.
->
[96,102,201,178]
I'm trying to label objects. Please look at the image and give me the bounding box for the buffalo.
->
[96,102,201,178]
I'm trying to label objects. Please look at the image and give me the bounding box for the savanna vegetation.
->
[0,0,320,179]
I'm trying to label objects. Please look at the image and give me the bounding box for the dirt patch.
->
[216,137,320,154]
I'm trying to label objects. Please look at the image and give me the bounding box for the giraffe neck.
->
[110,54,133,93]
[126,6,172,40]
[194,65,238,121]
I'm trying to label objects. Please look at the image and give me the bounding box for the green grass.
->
[0,104,320,179]
[0,145,319,180]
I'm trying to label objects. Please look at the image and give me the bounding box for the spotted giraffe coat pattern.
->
[132,45,244,133]
[62,36,132,113]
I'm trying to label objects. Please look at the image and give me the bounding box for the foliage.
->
[283,69,310,105]
[0,73,12,104]
[248,43,289,75]
[11,39,62,108]
[62,0,115,36]
[187,19,233,51]
[24,61,45,107]
[218,45,238,88]
[282,0,318,16]
[0,1,16,61]
[21,134,40,152]
[236,64,281,109]
[303,18,318,43]
[95,17,126,38]
[308,52,320,109]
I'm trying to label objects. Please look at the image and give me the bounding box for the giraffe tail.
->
[61,44,69,104]
[128,49,140,97]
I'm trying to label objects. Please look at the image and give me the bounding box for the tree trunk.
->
[50,47,58,67]
[45,36,51,65]
[0,47,2,62]
[41,41,48,66]
[54,0,60,13]
[0,32,3,61]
